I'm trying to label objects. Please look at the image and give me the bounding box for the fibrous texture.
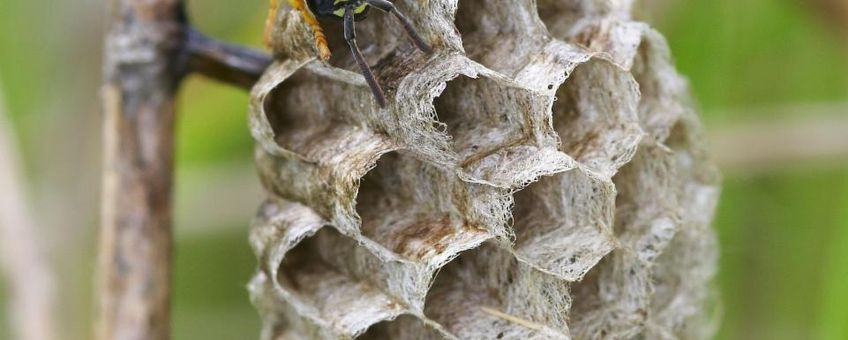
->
[248,0,720,339]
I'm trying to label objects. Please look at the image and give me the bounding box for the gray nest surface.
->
[247,0,721,339]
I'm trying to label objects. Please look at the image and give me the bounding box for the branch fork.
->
[96,2,271,339]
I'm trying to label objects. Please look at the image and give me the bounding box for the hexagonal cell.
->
[275,227,408,338]
[356,151,492,265]
[433,73,559,187]
[358,315,447,340]
[424,243,571,339]
[262,65,390,157]
[552,59,641,177]
[536,0,623,39]
[434,75,533,159]
[631,31,692,142]
[249,198,328,269]
[567,249,656,339]
[567,145,689,339]
[536,0,584,37]
[611,146,679,240]
[268,1,439,71]
[646,224,719,339]
[641,119,720,338]
[454,0,549,74]
[511,168,617,282]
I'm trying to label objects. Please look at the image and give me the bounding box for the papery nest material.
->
[248,0,720,339]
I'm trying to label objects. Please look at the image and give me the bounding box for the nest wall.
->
[247,1,720,339]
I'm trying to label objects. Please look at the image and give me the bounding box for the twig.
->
[96,1,272,339]
[96,1,183,339]
[0,80,57,340]
[186,27,273,90]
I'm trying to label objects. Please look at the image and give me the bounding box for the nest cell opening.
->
[565,256,605,330]
[263,68,373,154]
[570,254,603,295]
[356,151,489,262]
[424,244,570,339]
[536,0,612,39]
[276,228,407,336]
[454,0,529,71]
[551,60,640,175]
[630,39,690,142]
[511,169,617,281]
[358,315,444,340]
[277,228,368,301]
[433,75,535,163]
[632,41,660,110]
[454,0,545,73]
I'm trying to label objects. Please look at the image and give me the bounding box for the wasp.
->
[266,0,433,107]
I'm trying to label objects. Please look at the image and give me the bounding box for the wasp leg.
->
[365,0,433,54]
[288,0,332,60]
[345,6,387,107]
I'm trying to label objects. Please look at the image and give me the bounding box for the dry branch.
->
[187,28,273,90]
[96,1,270,339]
[96,1,183,338]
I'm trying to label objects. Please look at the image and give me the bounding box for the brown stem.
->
[96,1,183,339]
[96,1,271,338]
[187,27,273,90]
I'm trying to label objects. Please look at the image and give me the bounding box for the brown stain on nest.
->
[392,215,460,260]
[565,130,602,160]
[459,136,533,169]
[373,47,433,95]
[570,24,610,51]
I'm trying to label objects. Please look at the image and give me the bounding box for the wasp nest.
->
[248,0,720,339]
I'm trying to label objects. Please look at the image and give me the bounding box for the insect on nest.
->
[266,0,434,107]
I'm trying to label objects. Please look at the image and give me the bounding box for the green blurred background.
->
[0,0,846,339]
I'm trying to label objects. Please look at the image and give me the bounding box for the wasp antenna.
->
[345,6,387,107]
[366,0,433,54]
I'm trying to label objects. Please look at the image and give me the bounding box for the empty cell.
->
[647,220,718,339]
[356,151,491,264]
[567,142,697,339]
[568,249,653,340]
[434,75,537,163]
[263,66,387,156]
[309,220,434,312]
[551,59,641,176]
[631,36,691,142]
[536,0,590,38]
[511,168,617,282]
[358,315,447,340]
[454,0,548,73]
[537,0,623,39]
[276,228,408,338]
[424,244,571,339]
[611,145,678,240]
[249,198,327,270]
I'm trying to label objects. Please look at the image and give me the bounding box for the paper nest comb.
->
[247,0,721,339]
